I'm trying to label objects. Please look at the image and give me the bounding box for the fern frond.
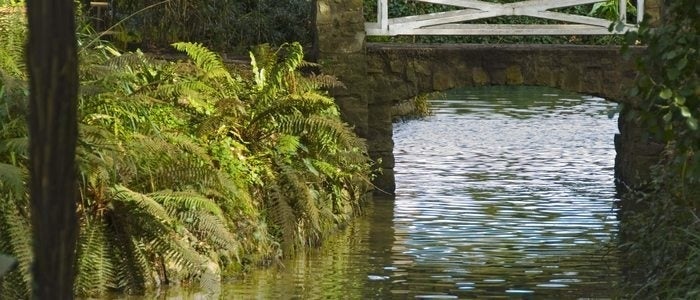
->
[109,189,205,290]
[172,42,231,80]
[247,92,336,129]
[110,185,173,225]
[300,74,346,90]
[0,10,26,79]
[0,162,25,197]
[275,159,321,246]
[161,133,213,165]
[0,197,32,297]
[110,230,150,292]
[75,217,114,296]
[250,42,304,97]
[265,180,297,253]
[104,51,146,69]
[179,210,238,255]
[279,115,366,152]
[150,190,225,220]
[0,137,28,157]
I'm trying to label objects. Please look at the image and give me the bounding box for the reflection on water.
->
[222,86,621,299]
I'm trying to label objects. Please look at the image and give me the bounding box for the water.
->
[218,86,622,299]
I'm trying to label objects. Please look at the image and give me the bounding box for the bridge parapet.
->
[366,43,641,105]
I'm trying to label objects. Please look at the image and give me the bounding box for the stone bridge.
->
[314,0,664,195]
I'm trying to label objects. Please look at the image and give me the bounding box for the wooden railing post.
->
[378,0,389,32]
[619,0,627,23]
[637,0,645,24]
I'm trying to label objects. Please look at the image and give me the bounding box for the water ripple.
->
[390,86,620,298]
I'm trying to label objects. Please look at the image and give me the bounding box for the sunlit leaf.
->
[660,88,673,99]
[674,95,686,106]
[680,106,692,118]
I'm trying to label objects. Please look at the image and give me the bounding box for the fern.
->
[279,115,366,154]
[111,185,174,225]
[0,196,32,298]
[0,163,24,197]
[74,217,114,296]
[151,190,225,220]
[275,158,323,247]
[171,42,232,81]
[0,8,26,79]
[265,178,298,253]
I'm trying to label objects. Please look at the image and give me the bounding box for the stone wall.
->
[315,0,368,137]
[366,43,642,109]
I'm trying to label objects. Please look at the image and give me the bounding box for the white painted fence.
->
[365,0,644,36]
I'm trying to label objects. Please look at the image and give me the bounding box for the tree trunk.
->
[25,0,79,299]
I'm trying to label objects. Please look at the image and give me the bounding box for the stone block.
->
[389,55,406,74]
[615,107,665,189]
[433,70,456,91]
[335,96,368,137]
[562,67,583,93]
[505,65,524,85]
[372,168,396,196]
[472,67,490,86]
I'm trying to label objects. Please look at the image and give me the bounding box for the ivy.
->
[619,1,700,297]
[623,0,700,182]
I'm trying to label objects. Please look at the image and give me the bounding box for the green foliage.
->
[392,92,436,121]
[187,41,372,255]
[0,7,371,297]
[589,0,637,21]
[111,0,314,52]
[619,0,700,297]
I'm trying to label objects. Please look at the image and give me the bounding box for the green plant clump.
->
[618,0,700,297]
[109,0,314,52]
[391,92,436,122]
[0,7,372,297]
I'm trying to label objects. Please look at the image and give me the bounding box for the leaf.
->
[663,111,673,122]
[679,106,692,118]
[666,68,681,80]
[674,96,686,106]
[303,158,319,177]
[687,117,698,131]
[677,56,688,70]
[659,88,673,99]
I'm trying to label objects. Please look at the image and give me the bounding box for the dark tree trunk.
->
[25,0,79,299]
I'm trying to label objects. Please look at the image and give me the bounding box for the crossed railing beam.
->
[367,0,645,36]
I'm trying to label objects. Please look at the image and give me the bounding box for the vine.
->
[619,0,700,297]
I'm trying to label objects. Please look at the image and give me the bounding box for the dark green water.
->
[146,86,622,299]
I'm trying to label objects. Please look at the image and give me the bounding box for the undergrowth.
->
[0,5,372,297]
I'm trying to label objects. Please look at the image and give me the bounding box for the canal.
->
[180,85,622,299]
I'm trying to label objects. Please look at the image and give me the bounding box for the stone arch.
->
[364,43,661,194]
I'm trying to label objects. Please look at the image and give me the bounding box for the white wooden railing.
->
[365,0,644,36]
